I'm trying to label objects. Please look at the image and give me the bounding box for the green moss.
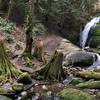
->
[0,88,7,93]
[58,88,94,100]
[12,83,24,93]
[70,78,84,85]
[89,36,100,48]
[0,75,7,82]
[76,81,100,89]
[0,95,12,100]
[88,24,100,48]
[18,72,32,84]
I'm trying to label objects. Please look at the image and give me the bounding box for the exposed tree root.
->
[0,36,22,82]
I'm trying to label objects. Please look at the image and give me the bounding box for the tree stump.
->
[33,38,46,64]
[39,50,65,81]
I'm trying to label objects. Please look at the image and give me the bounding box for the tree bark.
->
[24,25,33,55]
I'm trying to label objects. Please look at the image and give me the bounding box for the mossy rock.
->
[89,36,100,48]
[18,72,32,84]
[0,95,12,100]
[58,88,94,100]
[12,83,24,93]
[69,52,94,67]
[0,88,7,93]
[88,24,100,48]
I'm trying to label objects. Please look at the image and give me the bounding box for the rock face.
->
[58,88,94,100]
[57,39,80,66]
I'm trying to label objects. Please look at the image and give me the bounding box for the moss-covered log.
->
[33,39,46,64]
[0,36,22,81]
[77,70,100,80]
[76,81,100,89]
[39,50,65,81]
[58,88,94,100]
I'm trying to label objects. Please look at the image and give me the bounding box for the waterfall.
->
[80,16,100,48]
[80,16,100,69]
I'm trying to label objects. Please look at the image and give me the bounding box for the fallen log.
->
[76,81,100,89]
[77,70,100,80]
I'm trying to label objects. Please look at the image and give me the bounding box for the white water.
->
[80,16,100,69]
[80,16,100,48]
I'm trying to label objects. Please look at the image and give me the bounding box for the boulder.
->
[12,83,24,93]
[88,24,100,48]
[67,51,94,67]
[18,72,32,84]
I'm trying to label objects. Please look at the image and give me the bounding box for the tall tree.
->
[24,0,35,56]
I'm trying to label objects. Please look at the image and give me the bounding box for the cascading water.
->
[80,16,100,48]
[80,16,100,69]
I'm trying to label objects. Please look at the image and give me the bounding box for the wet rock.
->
[20,91,28,100]
[88,24,100,48]
[12,83,24,93]
[18,72,32,84]
[58,88,94,100]
[67,51,94,67]
[0,95,12,100]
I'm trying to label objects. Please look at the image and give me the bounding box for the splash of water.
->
[80,16,100,48]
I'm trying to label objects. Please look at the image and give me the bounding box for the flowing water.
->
[80,16,100,69]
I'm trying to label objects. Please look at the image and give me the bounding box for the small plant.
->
[0,17,15,34]
[32,22,46,38]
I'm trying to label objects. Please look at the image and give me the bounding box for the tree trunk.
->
[0,0,9,11]
[7,0,26,24]
[39,50,65,81]
[24,26,33,55]
[0,35,22,82]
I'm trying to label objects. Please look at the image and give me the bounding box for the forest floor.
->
[2,25,100,100]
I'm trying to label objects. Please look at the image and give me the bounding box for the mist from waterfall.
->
[80,16,100,69]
